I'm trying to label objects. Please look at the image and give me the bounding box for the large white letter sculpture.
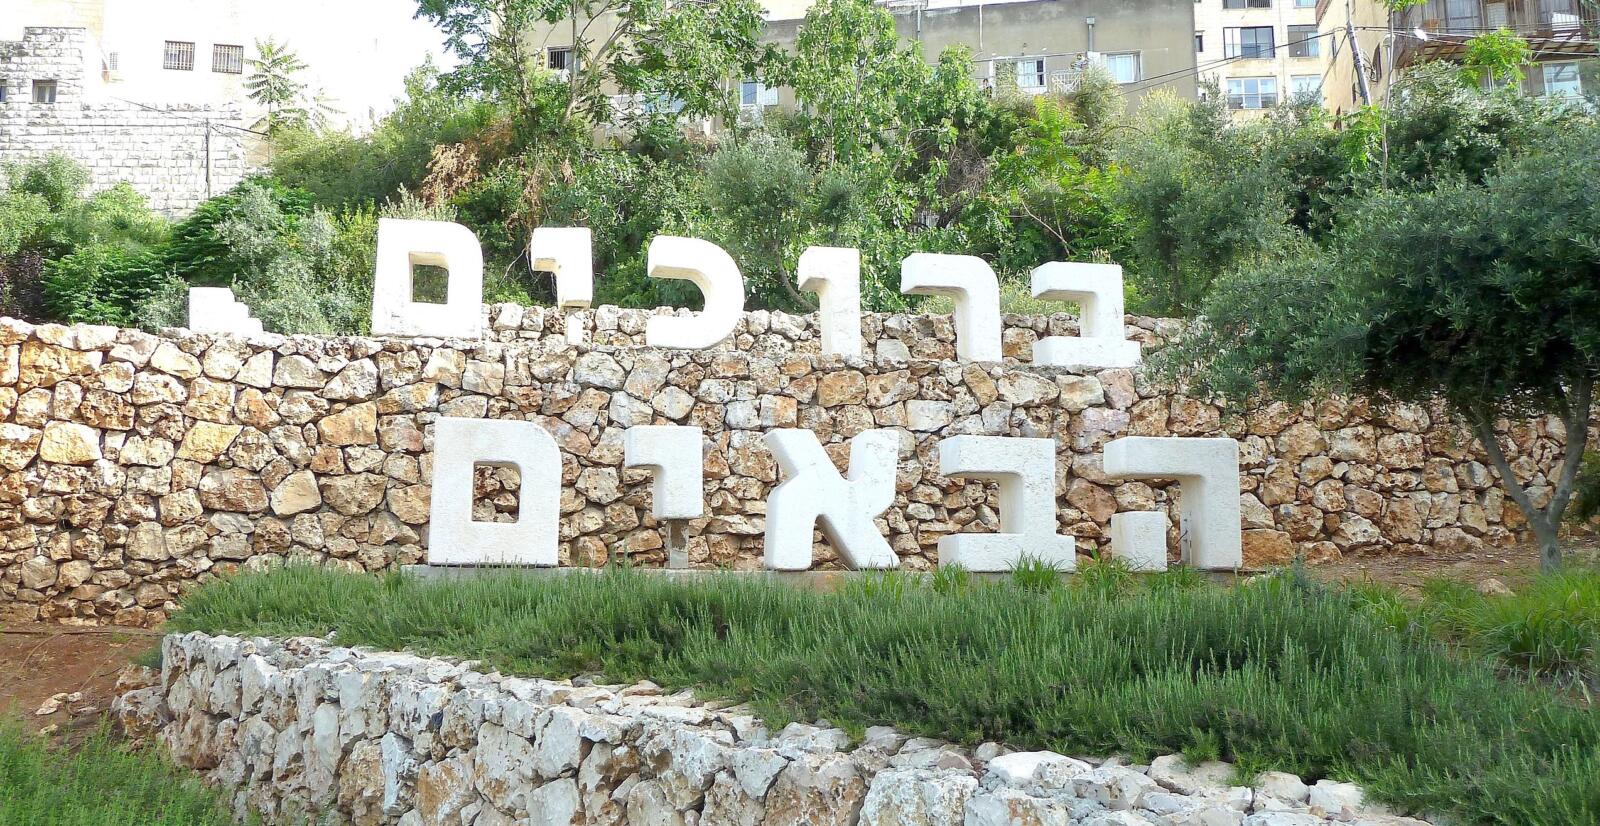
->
[1103,436,1241,571]
[529,227,593,345]
[428,417,560,566]
[645,236,745,349]
[624,425,704,569]
[764,429,900,570]
[900,253,1002,362]
[188,287,263,335]
[1030,262,1139,369]
[797,246,862,359]
[937,436,1076,571]
[371,218,484,338]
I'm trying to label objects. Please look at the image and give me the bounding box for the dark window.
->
[1288,25,1320,57]
[1195,31,1204,52]
[32,80,57,104]
[212,44,243,74]
[1224,0,1273,8]
[547,47,572,75]
[1224,26,1276,59]
[164,40,195,71]
[0,81,7,103]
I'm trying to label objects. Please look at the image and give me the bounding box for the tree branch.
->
[1548,372,1596,521]
[1467,406,1542,525]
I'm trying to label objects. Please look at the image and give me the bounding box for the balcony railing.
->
[1392,0,1598,67]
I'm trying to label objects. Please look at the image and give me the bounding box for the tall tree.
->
[1161,126,1600,571]
[245,39,311,135]
[414,0,771,136]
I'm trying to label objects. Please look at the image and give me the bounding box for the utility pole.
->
[203,118,212,199]
[1347,0,1373,106]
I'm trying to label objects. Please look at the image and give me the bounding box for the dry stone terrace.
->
[114,631,1432,826]
[0,305,1583,626]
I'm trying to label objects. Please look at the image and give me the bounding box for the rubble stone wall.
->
[112,631,1426,825]
[0,306,1577,626]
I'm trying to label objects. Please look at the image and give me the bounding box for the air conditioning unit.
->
[1485,2,1507,29]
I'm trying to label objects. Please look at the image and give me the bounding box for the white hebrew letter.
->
[1110,511,1168,572]
[530,227,594,310]
[900,253,1002,362]
[371,218,484,338]
[428,417,559,566]
[797,246,862,359]
[764,429,899,571]
[624,425,704,520]
[937,436,1075,571]
[1103,436,1241,571]
[188,287,263,335]
[1030,262,1140,368]
[645,236,745,349]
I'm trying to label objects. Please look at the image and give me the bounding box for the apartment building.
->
[2,0,446,129]
[1194,0,1338,117]
[1386,0,1598,98]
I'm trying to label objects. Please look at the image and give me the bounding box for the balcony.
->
[1392,0,1599,68]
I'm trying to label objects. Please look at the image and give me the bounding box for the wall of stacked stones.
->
[0,28,251,216]
[0,305,1577,626]
[112,631,1421,825]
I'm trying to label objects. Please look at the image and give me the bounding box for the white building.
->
[3,0,449,130]
[1193,0,1334,117]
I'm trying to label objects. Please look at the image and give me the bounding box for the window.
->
[739,80,779,108]
[32,80,57,104]
[1015,58,1046,91]
[1224,26,1275,59]
[1291,74,1323,98]
[1226,76,1277,109]
[546,46,573,79]
[212,44,243,74]
[1223,0,1272,8]
[1295,0,1316,6]
[1194,31,1204,53]
[0,81,7,103]
[1102,52,1141,84]
[1441,0,1483,30]
[107,52,119,71]
[1288,25,1319,57]
[164,40,194,70]
[1543,62,1583,98]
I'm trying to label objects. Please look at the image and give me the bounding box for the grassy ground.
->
[0,722,237,826]
[171,562,1600,826]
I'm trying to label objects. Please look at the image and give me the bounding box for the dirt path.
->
[1305,536,1600,594]
[0,624,161,741]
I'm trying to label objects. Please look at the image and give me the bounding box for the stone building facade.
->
[0,27,250,215]
[0,306,1582,628]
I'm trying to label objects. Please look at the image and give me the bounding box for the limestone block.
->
[370,219,484,339]
[623,426,704,520]
[1103,437,1242,571]
[764,429,899,571]
[1029,262,1139,369]
[1109,511,1168,572]
[187,287,264,336]
[936,436,1075,571]
[644,236,745,349]
[428,417,559,566]
[797,246,862,359]
[899,253,1001,362]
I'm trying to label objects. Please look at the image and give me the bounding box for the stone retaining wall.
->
[113,631,1429,825]
[0,306,1580,626]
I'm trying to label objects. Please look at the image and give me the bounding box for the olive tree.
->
[1162,126,1600,570]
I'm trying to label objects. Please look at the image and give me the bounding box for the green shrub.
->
[164,178,313,286]
[0,723,236,826]
[8,154,90,212]
[42,245,171,326]
[175,565,1600,825]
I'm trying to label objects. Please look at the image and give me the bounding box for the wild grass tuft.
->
[0,722,238,826]
[172,564,1600,825]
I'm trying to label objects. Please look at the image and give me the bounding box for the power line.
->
[1124,29,1343,95]
[108,95,269,136]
